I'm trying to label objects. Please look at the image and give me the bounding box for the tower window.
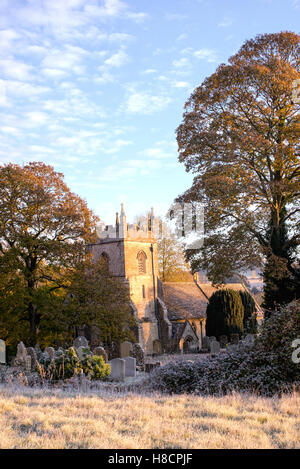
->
[142,285,146,298]
[137,251,147,274]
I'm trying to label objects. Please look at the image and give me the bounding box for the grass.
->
[0,385,299,449]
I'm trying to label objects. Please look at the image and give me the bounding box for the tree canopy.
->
[176,32,300,309]
[0,162,98,346]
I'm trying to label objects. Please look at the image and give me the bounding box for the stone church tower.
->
[88,204,160,354]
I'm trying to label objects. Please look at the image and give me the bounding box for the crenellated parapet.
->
[96,204,158,241]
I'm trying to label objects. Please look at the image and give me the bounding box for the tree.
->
[0,162,98,346]
[60,258,136,346]
[206,289,244,338]
[176,32,300,310]
[157,225,190,281]
[239,290,258,334]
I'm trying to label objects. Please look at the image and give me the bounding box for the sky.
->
[0,0,299,224]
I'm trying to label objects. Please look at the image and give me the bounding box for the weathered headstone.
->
[109,358,125,381]
[244,334,255,346]
[230,333,239,345]
[0,339,5,364]
[219,335,228,348]
[227,344,238,353]
[45,347,55,361]
[120,341,132,358]
[26,347,37,371]
[73,336,89,349]
[202,336,210,350]
[124,356,136,377]
[76,346,90,360]
[93,346,108,362]
[210,340,220,354]
[209,336,216,342]
[13,342,28,369]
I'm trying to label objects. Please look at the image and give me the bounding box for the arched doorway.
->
[183,336,194,353]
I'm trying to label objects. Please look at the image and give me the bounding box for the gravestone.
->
[244,334,255,346]
[76,346,90,360]
[210,340,220,354]
[120,341,132,358]
[227,344,238,353]
[45,347,55,361]
[26,347,37,371]
[13,342,29,370]
[202,336,210,350]
[124,356,136,377]
[230,333,239,345]
[109,358,125,381]
[219,335,228,348]
[209,336,216,342]
[0,339,5,364]
[73,336,89,349]
[93,346,108,362]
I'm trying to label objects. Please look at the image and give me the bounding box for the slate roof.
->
[162,282,208,321]
[197,283,247,300]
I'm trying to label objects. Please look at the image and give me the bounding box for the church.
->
[88,204,259,355]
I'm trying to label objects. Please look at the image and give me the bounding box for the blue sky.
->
[0,0,299,224]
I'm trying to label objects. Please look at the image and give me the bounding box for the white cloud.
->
[193,48,217,62]
[41,68,69,78]
[0,29,20,51]
[4,80,50,97]
[103,49,129,67]
[125,92,172,114]
[172,57,191,69]
[0,58,33,80]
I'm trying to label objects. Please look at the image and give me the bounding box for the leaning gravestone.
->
[109,358,125,381]
[93,346,108,362]
[120,341,132,358]
[124,356,136,377]
[210,340,220,354]
[73,336,89,349]
[0,339,5,364]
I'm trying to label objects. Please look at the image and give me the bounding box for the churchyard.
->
[0,324,299,449]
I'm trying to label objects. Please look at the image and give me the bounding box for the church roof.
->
[197,283,248,300]
[162,282,207,321]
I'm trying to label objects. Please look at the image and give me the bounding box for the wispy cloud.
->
[125,92,172,114]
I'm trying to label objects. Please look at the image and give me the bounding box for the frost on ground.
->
[0,384,299,449]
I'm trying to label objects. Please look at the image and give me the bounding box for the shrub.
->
[206,289,244,339]
[37,347,110,382]
[150,301,300,396]
[239,290,258,334]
